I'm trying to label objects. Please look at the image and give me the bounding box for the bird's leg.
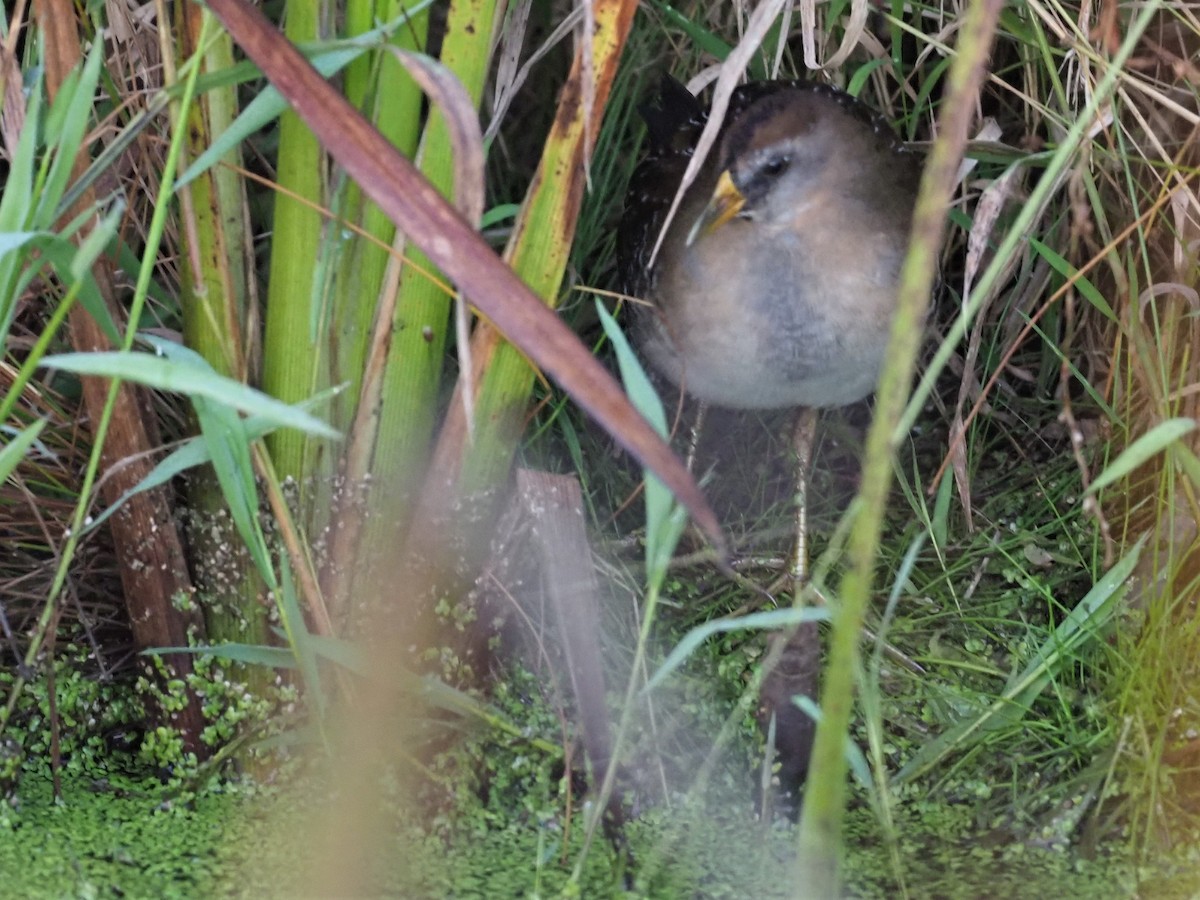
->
[751,405,823,817]
[790,406,819,597]
[684,401,708,474]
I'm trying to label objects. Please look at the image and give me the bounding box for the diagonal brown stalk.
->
[203,0,725,555]
[33,0,206,753]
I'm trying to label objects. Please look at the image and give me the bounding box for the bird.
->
[617,73,921,815]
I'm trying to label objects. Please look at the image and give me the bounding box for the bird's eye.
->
[761,156,790,178]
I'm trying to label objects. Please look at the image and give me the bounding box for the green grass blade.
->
[0,420,48,484]
[596,301,687,584]
[1088,418,1197,495]
[41,345,340,439]
[895,535,1146,783]
[146,643,299,668]
[176,45,363,191]
[646,607,830,693]
[193,394,273,581]
[39,43,104,226]
[81,387,342,536]
[1029,237,1115,321]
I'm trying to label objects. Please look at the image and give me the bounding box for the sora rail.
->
[618,74,919,416]
[617,74,921,815]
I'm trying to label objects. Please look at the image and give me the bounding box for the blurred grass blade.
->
[0,232,51,258]
[306,634,368,676]
[1172,444,1200,489]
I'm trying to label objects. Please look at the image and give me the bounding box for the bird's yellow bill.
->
[686,170,745,246]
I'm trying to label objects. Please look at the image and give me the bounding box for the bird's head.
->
[687,86,896,244]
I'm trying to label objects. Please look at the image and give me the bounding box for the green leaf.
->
[42,343,341,439]
[83,387,342,535]
[70,199,125,282]
[0,420,48,484]
[277,557,326,725]
[1088,418,1196,495]
[596,301,688,586]
[174,8,440,188]
[846,59,891,98]
[895,536,1146,784]
[596,301,668,437]
[0,232,50,257]
[175,47,361,190]
[1173,443,1200,490]
[36,235,123,345]
[646,607,830,693]
[0,230,123,345]
[194,394,274,581]
[40,43,105,227]
[790,694,872,790]
[481,203,521,229]
[1006,533,1146,705]
[931,468,953,553]
[143,643,298,668]
[306,634,368,676]
[0,76,41,234]
[651,2,733,61]
[1030,238,1115,320]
